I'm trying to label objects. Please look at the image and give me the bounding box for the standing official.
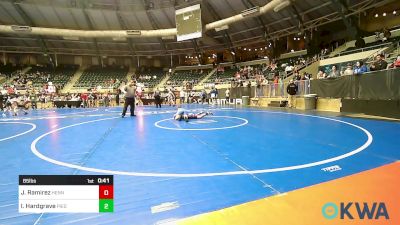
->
[286,80,298,108]
[122,80,136,118]
[154,88,162,108]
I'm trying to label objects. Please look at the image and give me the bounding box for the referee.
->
[122,80,136,118]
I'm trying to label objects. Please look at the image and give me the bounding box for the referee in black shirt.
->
[122,80,136,118]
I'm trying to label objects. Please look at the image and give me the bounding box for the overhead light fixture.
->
[215,25,229,32]
[244,48,247,50]
[126,30,141,36]
[274,0,291,12]
[11,25,32,32]
[231,51,235,55]
[265,47,267,49]
[112,37,126,41]
[393,10,397,15]
[241,6,260,17]
[63,36,79,41]
[293,37,297,40]
[383,12,387,16]
[162,36,175,40]
[375,13,379,18]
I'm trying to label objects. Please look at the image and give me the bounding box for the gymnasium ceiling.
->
[0,0,395,57]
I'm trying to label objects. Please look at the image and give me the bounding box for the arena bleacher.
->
[136,67,165,88]
[167,69,209,86]
[0,64,23,78]
[29,64,79,89]
[206,67,236,83]
[73,65,128,90]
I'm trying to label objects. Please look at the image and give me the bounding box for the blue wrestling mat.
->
[0,105,399,224]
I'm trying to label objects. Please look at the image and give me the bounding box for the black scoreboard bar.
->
[19,175,113,185]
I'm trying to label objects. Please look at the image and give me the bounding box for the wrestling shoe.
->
[206,112,213,115]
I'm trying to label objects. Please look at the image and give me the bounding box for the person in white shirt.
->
[342,64,354,76]
[225,89,230,102]
[167,90,176,106]
[179,89,185,104]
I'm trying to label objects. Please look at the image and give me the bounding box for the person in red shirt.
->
[393,56,400,68]
[81,93,88,108]
[273,74,279,97]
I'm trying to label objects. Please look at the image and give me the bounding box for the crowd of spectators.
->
[317,53,400,79]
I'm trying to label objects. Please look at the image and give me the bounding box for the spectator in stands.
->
[392,56,400,68]
[255,75,263,97]
[317,70,326,79]
[284,64,294,75]
[200,90,207,104]
[327,65,340,78]
[342,64,354,76]
[225,89,230,102]
[115,89,121,106]
[210,88,218,104]
[166,89,176,106]
[180,89,185,104]
[273,75,279,97]
[29,93,37,110]
[279,76,284,97]
[294,71,301,81]
[370,54,388,71]
[286,80,298,108]
[188,91,194,104]
[354,61,368,75]
[0,89,4,112]
[104,93,110,107]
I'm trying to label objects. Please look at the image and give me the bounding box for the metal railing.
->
[255,80,311,98]
[337,42,392,57]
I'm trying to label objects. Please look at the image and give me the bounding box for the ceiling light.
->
[383,12,387,16]
[244,48,247,50]
[375,13,379,18]
[393,10,397,15]
[273,0,290,12]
